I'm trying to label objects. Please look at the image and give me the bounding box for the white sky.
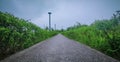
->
[0,0,120,29]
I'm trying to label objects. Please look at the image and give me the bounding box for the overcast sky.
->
[0,0,120,29]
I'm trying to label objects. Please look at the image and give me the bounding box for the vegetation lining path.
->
[0,34,119,62]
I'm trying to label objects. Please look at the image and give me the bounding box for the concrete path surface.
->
[0,34,119,62]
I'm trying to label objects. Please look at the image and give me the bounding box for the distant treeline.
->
[62,11,120,60]
[0,11,57,60]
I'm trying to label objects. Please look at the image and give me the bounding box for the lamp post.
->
[54,24,56,30]
[48,12,52,31]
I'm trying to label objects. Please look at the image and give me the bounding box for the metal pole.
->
[48,12,52,31]
[54,24,56,30]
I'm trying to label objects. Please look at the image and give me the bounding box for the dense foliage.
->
[62,11,120,60]
[0,10,120,61]
[0,11,57,60]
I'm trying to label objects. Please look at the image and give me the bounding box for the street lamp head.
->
[48,12,52,14]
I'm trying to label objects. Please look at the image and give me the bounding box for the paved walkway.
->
[0,34,119,62]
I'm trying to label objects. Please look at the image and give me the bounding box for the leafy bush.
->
[0,11,57,60]
[62,11,120,60]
